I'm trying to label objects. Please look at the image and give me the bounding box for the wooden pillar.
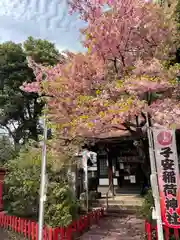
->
[0,168,6,211]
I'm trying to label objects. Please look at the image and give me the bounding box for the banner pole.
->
[38,111,48,240]
[82,151,89,213]
[146,113,164,240]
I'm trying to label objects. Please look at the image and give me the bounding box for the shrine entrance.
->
[96,138,147,195]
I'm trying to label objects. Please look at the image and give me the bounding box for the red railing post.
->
[17,217,21,233]
[15,217,18,232]
[20,219,24,234]
[145,221,152,240]
[35,223,38,240]
[43,226,47,240]
[0,213,2,227]
[27,220,31,239]
[4,215,7,228]
[54,227,65,240]
[174,228,179,240]
[87,212,92,226]
[9,216,11,229]
[31,222,35,240]
[84,215,88,230]
[66,221,77,240]
[77,217,84,232]
[48,228,53,240]
[164,225,169,240]
[11,216,15,231]
[5,215,7,228]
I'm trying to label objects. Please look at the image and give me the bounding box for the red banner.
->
[153,129,180,228]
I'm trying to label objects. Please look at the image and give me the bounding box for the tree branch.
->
[122,121,136,133]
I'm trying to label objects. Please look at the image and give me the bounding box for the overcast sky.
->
[0,0,86,52]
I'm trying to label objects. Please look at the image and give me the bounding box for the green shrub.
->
[4,144,79,227]
[140,189,154,223]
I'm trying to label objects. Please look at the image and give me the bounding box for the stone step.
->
[93,203,141,214]
[93,196,143,206]
[92,195,143,214]
[97,199,142,206]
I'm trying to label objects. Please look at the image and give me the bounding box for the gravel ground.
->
[80,214,145,240]
[0,229,24,240]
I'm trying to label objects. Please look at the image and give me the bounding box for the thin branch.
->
[135,116,139,127]
[122,122,136,133]
[113,58,118,74]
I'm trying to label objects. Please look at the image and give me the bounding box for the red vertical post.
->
[43,226,47,240]
[54,227,65,240]
[35,223,38,240]
[145,221,152,240]
[48,228,53,240]
[4,215,6,228]
[174,228,179,240]
[27,221,31,239]
[77,217,84,232]
[23,219,27,237]
[31,222,35,240]
[2,214,5,227]
[14,217,18,232]
[0,213,2,227]
[9,216,12,230]
[17,218,21,233]
[20,219,24,234]
[11,216,14,231]
[164,226,169,240]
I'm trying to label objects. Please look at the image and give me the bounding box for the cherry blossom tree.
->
[19,0,180,183]
[21,0,179,138]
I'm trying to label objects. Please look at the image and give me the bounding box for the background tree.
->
[0,135,16,165]
[4,143,79,226]
[0,37,61,148]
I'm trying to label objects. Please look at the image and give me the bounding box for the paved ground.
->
[80,214,145,240]
[0,228,22,240]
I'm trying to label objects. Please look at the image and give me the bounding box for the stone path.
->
[80,214,145,240]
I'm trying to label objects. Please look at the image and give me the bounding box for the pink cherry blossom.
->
[21,0,179,138]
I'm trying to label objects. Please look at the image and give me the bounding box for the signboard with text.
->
[153,129,180,228]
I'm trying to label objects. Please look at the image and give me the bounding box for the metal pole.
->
[82,150,89,212]
[38,114,48,240]
[86,164,89,213]
[146,113,164,240]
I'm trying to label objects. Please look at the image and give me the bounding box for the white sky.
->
[0,0,86,52]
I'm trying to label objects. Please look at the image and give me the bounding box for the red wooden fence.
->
[145,221,180,240]
[0,208,104,240]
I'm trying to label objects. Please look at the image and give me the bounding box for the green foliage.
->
[0,135,16,165]
[140,189,154,223]
[0,37,61,147]
[4,144,79,227]
[45,182,79,227]
[24,36,62,65]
